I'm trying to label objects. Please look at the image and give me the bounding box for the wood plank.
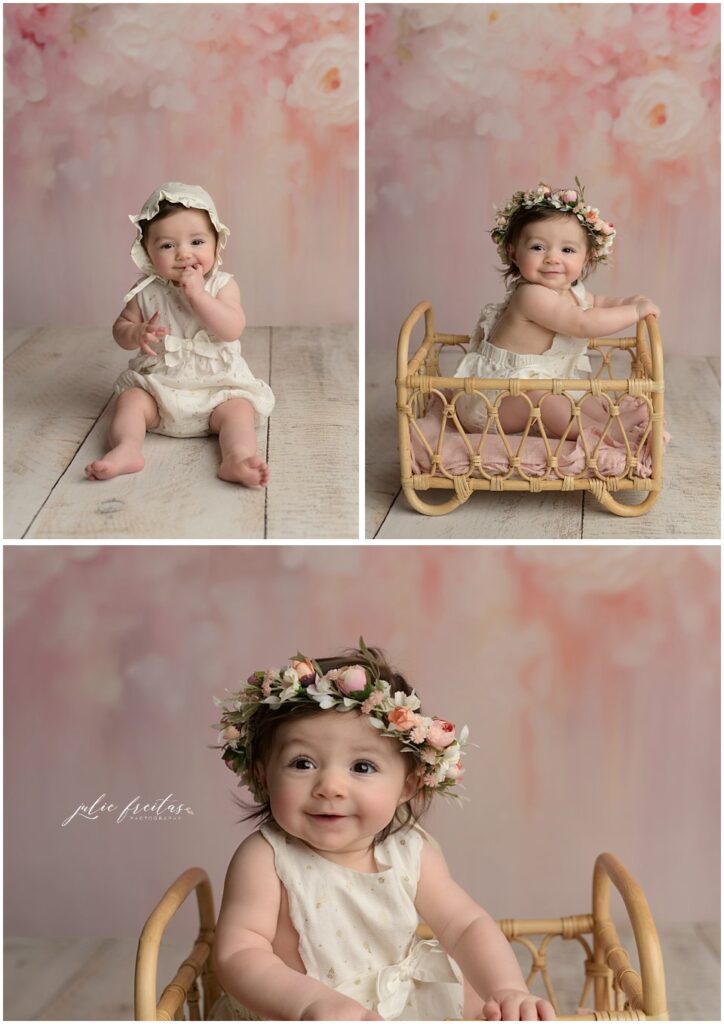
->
[365,348,402,537]
[5,327,42,357]
[582,356,720,538]
[266,325,358,538]
[4,328,129,538]
[3,937,105,1021]
[706,356,720,385]
[377,487,583,539]
[24,329,271,539]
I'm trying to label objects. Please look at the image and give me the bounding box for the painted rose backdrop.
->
[366,3,720,354]
[4,545,719,938]
[4,3,358,331]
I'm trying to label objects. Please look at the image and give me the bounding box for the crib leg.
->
[402,482,471,516]
[592,490,661,517]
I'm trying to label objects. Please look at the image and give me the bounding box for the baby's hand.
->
[634,297,660,320]
[134,311,169,356]
[178,262,206,298]
[479,988,556,1021]
[300,994,383,1020]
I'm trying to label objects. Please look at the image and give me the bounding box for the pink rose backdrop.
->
[4,3,358,333]
[4,545,719,939]
[366,3,720,354]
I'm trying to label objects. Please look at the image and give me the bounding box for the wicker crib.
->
[134,852,668,1021]
[396,303,664,517]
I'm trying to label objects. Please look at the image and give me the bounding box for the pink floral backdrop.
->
[366,3,720,354]
[4,545,719,939]
[4,3,358,333]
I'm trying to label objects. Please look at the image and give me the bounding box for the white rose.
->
[286,34,357,127]
[612,70,707,161]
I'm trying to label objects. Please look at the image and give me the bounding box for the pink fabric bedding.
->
[409,393,664,480]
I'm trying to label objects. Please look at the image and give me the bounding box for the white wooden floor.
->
[366,346,720,540]
[4,326,358,539]
[4,922,719,1020]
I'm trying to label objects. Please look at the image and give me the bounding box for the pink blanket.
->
[409,394,663,480]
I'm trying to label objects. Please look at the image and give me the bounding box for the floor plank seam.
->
[374,486,402,537]
[694,921,721,960]
[264,327,273,539]
[20,395,114,539]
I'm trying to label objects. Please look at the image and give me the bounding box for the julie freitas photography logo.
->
[61,793,194,827]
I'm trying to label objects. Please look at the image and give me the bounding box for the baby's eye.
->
[563,247,576,254]
[160,243,174,249]
[289,756,315,770]
[192,238,206,246]
[351,760,377,775]
[530,244,544,251]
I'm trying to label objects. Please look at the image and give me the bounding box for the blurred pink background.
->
[366,3,720,354]
[4,545,719,939]
[4,3,358,334]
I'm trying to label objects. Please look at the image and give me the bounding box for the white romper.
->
[210,822,465,1021]
[113,269,275,438]
[453,280,592,433]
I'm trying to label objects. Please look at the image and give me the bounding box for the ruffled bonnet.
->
[125,182,230,302]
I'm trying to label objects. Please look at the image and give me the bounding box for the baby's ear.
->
[399,770,422,804]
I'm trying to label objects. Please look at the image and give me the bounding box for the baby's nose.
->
[313,771,346,797]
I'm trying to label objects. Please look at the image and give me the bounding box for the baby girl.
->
[211,643,556,1021]
[453,180,660,440]
[85,183,274,488]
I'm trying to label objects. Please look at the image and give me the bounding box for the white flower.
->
[286,33,358,127]
[391,689,421,712]
[612,70,708,161]
[282,667,299,686]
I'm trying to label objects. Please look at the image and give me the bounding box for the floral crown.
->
[491,179,616,267]
[213,642,468,800]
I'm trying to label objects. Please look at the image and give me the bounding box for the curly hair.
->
[233,644,433,844]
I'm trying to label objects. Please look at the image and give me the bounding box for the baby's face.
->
[144,208,217,284]
[259,711,418,866]
[510,215,589,291]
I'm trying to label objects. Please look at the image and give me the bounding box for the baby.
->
[211,643,556,1021]
[85,183,274,488]
[453,180,660,440]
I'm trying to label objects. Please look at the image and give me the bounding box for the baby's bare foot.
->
[85,443,145,480]
[218,454,269,488]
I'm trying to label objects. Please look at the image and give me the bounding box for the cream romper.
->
[113,269,275,438]
[209,822,465,1021]
[453,280,592,433]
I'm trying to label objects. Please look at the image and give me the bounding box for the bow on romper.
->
[210,823,464,1021]
[113,182,275,438]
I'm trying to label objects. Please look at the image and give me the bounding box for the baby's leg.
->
[209,398,269,488]
[497,395,533,435]
[85,387,160,480]
[536,392,580,440]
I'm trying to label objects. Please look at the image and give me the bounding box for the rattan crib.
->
[134,852,668,1021]
[396,303,664,517]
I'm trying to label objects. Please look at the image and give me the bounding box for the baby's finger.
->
[481,1001,501,1021]
[536,999,556,1021]
[520,997,539,1021]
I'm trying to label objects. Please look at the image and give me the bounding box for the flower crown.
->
[213,645,468,800]
[491,178,616,267]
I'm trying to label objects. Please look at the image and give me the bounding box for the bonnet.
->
[124,182,230,302]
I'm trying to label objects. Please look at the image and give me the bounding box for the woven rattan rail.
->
[134,853,667,1020]
[397,303,664,517]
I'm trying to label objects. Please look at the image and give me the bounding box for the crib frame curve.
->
[396,303,665,518]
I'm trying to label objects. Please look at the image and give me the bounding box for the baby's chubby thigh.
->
[534,391,580,440]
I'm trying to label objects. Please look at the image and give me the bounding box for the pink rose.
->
[338,665,368,695]
[601,222,615,235]
[446,761,465,781]
[291,659,316,686]
[387,707,418,732]
[561,190,578,203]
[223,725,241,742]
[426,719,456,749]
[360,691,384,714]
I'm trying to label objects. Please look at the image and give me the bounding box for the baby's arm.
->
[112,296,168,356]
[180,270,246,341]
[588,290,659,313]
[214,833,381,1021]
[415,840,555,1021]
[516,284,657,339]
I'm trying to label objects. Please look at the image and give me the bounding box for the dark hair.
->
[140,199,218,250]
[234,645,433,844]
[500,206,595,286]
